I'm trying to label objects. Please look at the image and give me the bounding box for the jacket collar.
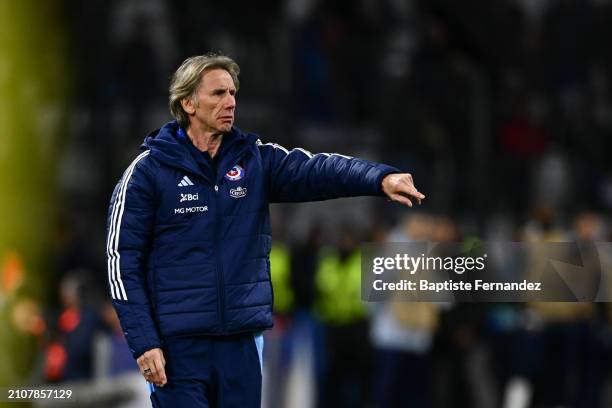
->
[142,121,258,183]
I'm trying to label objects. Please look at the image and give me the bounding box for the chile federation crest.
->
[225,164,245,181]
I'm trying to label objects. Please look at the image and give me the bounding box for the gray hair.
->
[169,53,240,129]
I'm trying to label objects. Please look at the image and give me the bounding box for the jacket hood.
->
[141,120,259,180]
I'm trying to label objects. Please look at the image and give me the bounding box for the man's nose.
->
[224,95,236,110]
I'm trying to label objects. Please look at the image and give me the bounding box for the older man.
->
[106,53,424,408]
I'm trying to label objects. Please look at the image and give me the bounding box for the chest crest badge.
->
[224,164,245,181]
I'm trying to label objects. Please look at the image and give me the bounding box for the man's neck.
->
[186,125,223,158]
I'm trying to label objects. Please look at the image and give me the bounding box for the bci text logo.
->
[180,193,199,203]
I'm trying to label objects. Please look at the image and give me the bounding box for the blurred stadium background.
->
[1,0,612,407]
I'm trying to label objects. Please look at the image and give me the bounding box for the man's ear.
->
[181,97,196,115]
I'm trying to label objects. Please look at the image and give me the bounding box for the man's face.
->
[184,68,236,133]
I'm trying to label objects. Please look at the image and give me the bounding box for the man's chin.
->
[218,122,233,133]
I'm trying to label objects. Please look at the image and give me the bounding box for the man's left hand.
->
[381,173,425,207]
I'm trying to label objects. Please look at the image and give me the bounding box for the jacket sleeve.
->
[106,150,162,359]
[258,141,400,203]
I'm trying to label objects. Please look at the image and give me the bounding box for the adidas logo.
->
[178,175,195,187]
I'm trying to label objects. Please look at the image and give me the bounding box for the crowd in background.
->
[9,210,612,407]
[2,0,612,406]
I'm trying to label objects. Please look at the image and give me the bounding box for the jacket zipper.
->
[211,147,252,331]
[213,149,251,332]
[213,183,225,329]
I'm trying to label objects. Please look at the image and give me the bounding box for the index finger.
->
[400,184,425,200]
[399,178,425,197]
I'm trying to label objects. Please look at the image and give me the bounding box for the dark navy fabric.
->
[106,120,398,359]
[149,334,263,408]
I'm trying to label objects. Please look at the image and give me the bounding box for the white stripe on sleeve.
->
[258,141,353,160]
[106,150,150,300]
[294,147,314,158]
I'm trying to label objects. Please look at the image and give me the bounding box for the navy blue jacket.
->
[106,121,398,359]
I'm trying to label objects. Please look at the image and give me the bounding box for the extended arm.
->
[259,141,424,206]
